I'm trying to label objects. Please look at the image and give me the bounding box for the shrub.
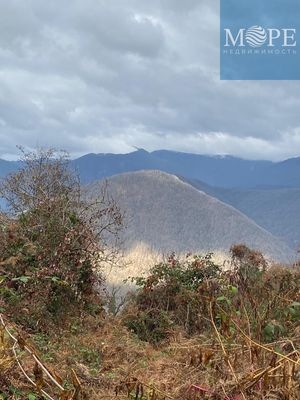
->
[0,148,123,331]
[123,253,221,343]
[214,245,300,342]
[123,245,300,345]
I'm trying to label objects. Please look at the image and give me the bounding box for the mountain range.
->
[70,149,300,188]
[1,149,299,260]
[1,149,300,188]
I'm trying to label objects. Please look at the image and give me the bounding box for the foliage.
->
[0,148,123,331]
[123,245,300,346]
[123,253,221,343]
[0,244,299,399]
[217,244,300,342]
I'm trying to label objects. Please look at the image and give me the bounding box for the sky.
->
[0,0,300,161]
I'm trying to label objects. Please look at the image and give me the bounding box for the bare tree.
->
[0,147,123,325]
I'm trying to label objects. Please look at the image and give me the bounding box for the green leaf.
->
[12,276,30,283]
[216,295,231,305]
[263,323,275,338]
[28,394,37,400]
[228,285,238,295]
[265,323,274,334]
[50,276,61,282]
[44,276,64,283]
[277,323,284,333]
[274,346,283,355]
[289,307,297,316]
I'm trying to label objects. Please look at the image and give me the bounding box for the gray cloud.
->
[0,0,299,161]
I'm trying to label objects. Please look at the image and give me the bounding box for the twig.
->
[209,302,247,400]
[0,313,66,398]
[229,317,300,367]
[11,336,56,400]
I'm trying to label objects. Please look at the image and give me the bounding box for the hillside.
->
[88,170,294,261]
[184,178,300,249]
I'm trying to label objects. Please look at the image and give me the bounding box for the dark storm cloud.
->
[0,0,299,160]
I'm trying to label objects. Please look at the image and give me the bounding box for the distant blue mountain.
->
[182,177,300,250]
[71,149,169,183]
[0,149,300,188]
[0,159,19,178]
[72,149,300,189]
[151,150,272,188]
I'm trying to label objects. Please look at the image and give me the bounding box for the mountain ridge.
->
[73,149,300,188]
[1,149,300,188]
[88,169,294,262]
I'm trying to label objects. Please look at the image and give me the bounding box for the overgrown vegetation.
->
[124,245,299,346]
[120,245,300,398]
[124,253,221,342]
[0,148,299,399]
[0,244,299,399]
[0,148,123,331]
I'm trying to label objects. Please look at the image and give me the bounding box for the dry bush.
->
[0,148,123,332]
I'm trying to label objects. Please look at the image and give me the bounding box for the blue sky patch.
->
[220,0,300,80]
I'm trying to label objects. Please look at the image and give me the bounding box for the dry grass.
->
[4,316,299,399]
[0,314,84,399]
[1,246,299,399]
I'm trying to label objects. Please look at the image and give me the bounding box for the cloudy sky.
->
[0,0,300,160]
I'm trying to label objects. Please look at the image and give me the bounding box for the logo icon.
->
[245,25,267,47]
